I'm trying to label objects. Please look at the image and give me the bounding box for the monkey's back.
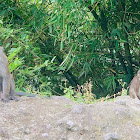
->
[0,47,10,76]
[129,70,140,100]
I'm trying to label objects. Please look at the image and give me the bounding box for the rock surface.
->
[0,95,140,140]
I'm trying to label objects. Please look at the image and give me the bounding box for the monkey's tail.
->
[15,91,36,97]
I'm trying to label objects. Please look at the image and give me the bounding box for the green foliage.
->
[64,80,96,103]
[0,0,139,99]
[64,86,75,100]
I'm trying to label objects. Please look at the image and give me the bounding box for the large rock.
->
[0,95,140,140]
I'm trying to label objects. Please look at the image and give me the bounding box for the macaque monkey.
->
[129,70,140,100]
[0,47,18,102]
[0,47,35,102]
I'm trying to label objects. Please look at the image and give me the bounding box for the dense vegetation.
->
[0,0,139,102]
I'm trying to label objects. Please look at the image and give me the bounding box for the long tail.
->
[15,91,36,97]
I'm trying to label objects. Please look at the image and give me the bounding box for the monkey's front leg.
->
[1,76,11,103]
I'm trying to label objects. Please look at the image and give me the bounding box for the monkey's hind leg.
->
[9,74,18,101]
